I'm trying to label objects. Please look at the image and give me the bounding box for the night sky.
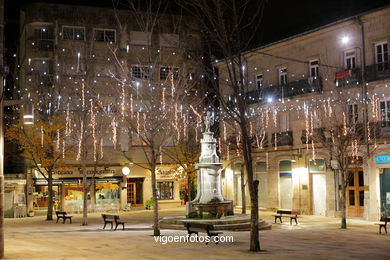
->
[4,0,390,54]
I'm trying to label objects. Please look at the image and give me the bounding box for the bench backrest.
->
[56,211,67,216]
[277,210,292,215]
[276,210,300,215]
[185,222,213,231]
[102,214,119,220]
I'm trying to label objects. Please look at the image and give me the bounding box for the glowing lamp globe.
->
[122,166,130,176]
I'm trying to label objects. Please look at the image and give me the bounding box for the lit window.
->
[156,182,174,200]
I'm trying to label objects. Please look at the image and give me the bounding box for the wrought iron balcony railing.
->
[300,128,325,144]
[244,77,323,105]
[271,131,293,147]
[365,62,390,82]
[335,68,361,87]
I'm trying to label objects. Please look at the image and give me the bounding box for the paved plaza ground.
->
[4,208,390,259]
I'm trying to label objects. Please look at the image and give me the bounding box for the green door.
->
[380,168,390,217]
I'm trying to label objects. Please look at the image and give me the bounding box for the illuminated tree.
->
[6,116,70,220]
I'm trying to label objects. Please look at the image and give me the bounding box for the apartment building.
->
[216,6,390,220]
[11,2,201,215]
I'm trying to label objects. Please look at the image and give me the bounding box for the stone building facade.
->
[217,6,390,220]
[13,3,201,214]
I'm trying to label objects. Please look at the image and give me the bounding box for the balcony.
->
[300,128,325,144]
[365,62,390,82]
[335,68,361,87]
[370,121,390,139]
[245,77,323,105]
[271,131,293,147]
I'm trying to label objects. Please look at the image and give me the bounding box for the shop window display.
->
[157,182,174,200]
[63,183,120,212]
[95,183,120,211]
[33,185,59,210]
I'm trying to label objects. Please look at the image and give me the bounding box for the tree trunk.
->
[241,164,246,214]
[151,154,160,236]
[341,181,347,229]
[187,176,192,202]
[82,163,88,226]
[46,171,53,220]
[240,122,260,251]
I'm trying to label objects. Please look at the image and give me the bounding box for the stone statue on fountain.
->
[186,111,233,218]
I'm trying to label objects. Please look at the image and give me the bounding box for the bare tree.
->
[181,0,267,251]
[306,92,372,229]
[108,0,203,236]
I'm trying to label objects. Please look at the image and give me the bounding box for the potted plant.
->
[145,197,154,210]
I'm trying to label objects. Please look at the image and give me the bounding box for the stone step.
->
[160,215,254,225]
[159,219,272,231]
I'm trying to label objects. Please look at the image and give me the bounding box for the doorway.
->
[127,178,144,206]
[234,163,243,207]
[312,173,326,216]
[379,168,390,217]
[279,160,293,210]
[347,169,364,217]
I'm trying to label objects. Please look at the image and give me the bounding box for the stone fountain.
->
[186,112,233,218]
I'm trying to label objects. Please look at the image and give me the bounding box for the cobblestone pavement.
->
[5,208,390,259]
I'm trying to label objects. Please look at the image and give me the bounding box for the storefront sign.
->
[157,166,177,179]
[376,155,390,164]
[36,167,120,178]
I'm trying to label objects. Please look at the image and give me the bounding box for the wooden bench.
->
[55,211,73,224]
[375,217,390,234]
[102,214,126,230]
[184,222,223,245]
[272,210,300,225]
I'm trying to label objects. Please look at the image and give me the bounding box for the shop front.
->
[32,167,125,213]
[155,166,181,209]
[376,155,390,218]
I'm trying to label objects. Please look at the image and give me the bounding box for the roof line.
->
[214,4,390,64]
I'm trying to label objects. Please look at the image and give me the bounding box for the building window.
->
[157,182,174,200]
[279,67,287,85]
[256,74,263,89]
[309,60,319,77]
[344,51,356,69]
[380,100,390,127]
[62,26,85,41]
[160,67,179,80]
[131,66,150,79]
[279,112,289,132]
[309,159,325,172]
[255,161,267,173]
[34,27,53,40]
[279,160,292,172]
[94,29,116,43]
[375,42,388,71]
[347,104,359,124]
[102,104,115,114]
